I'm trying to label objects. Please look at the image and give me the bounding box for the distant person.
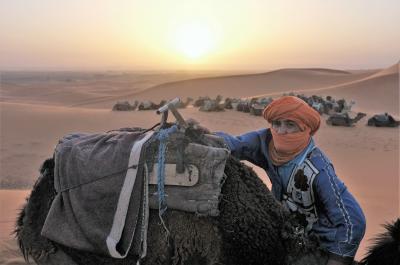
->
[215,96,366,265]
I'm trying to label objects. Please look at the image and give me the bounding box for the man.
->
[215,96,366,265]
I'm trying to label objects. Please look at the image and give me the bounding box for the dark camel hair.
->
[15,157,327,265]
[359,219,400,265]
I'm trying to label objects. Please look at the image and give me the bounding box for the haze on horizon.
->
[1,0,399,71]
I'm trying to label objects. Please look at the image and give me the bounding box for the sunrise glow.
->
[172,22,217,60]
[1,1,399,70]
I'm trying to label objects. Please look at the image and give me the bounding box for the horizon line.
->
[0,65,391,73]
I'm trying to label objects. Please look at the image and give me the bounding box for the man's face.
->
[271,119,301,134]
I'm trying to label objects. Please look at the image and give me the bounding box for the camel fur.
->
[15,152,327,264]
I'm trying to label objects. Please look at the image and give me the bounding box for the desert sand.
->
[0,63,399,263]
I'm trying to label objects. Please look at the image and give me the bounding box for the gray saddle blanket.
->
[42,130,153,259]
[41,128,230,259]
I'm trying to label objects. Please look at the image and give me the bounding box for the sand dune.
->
[2,66,394,114]
[316,72,398,115]
[70,65,395,115]
[125,68,376,102]
[367,61,399,78]
[251,63,399,116]
[294,63,399,115]
[4,68,373,109]
[0,71,217,108]
[0,64,399,263]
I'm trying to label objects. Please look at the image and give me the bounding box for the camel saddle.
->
[145,130,230,216]
[41,128,229,259]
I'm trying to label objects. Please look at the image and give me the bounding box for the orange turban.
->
[262,96,320,135]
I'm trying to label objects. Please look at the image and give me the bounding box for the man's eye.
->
[287,123,296,127]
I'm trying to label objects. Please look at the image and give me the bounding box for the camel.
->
[292,95,353,116]
[194,95,223,110]
[309,95,326,115]
[321,98,355,116]
[321,101,335,115]
[175,97,193,108]
[193,96,211,107]
[222,97,233,109]
[199,99,225,112]
[250,103,265,116]
[326,112,366,127]
[215,94,223,104]
[311,102,324,114]
[249,97,272,116]
[14,127,399,265]
[138,100,167,111]
[236,101,250,112]
[14,127,328,265]
[112,100,139,111]
[333,99,346,113]
[236,98,257,113]
[367,113,400,127]
[358,218,400,265]
[227,98,241,110]
[342,100,355,113]
[196,95,225,112]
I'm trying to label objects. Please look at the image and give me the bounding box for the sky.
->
[1,0,399,71]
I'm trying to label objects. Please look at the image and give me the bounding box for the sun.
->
[172,22,216,60]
